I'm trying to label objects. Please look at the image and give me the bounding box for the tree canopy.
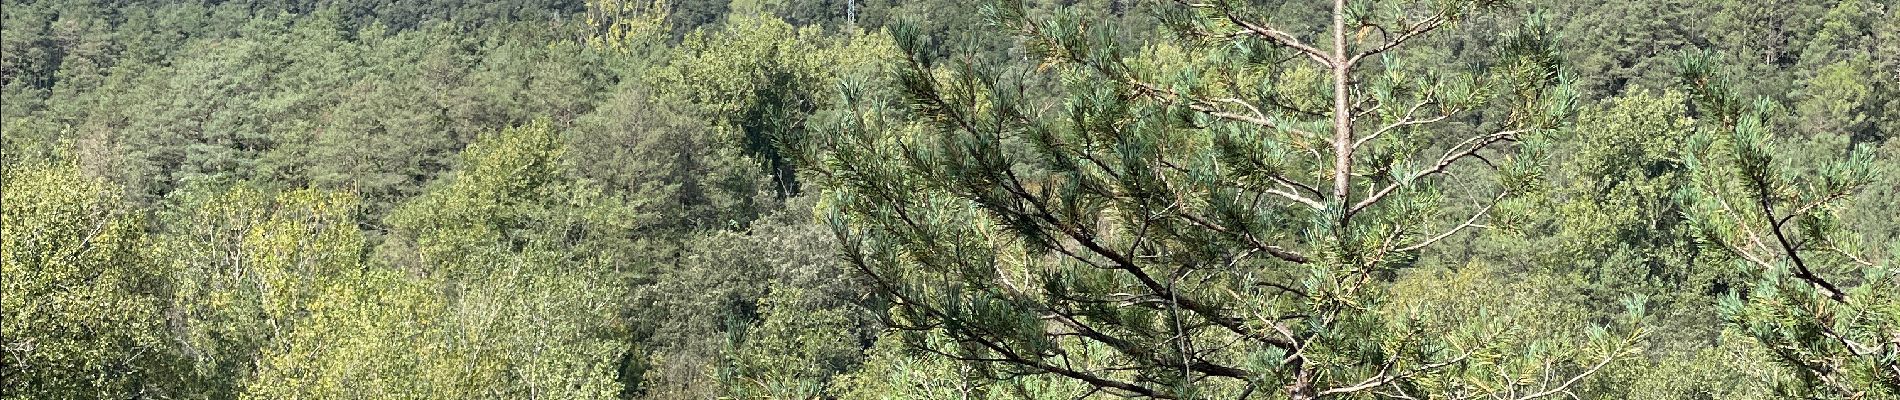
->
[2,0,1895,398]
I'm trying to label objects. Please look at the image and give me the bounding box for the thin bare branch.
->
[1510,347,1627,400]
[1129,81,1322,139]
[1317,349,1476,396]
[1355,100,1452,150]
[1169,0,1334,67]
[1396,191,1507,252]
[1775,187,1858,228]
[1351,129,1528,214]
[1175,209,1312,264]
[1346,14,1448,67]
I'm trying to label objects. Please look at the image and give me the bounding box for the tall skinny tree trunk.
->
[1330,0,1353,215]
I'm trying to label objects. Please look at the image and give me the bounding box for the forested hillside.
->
[2,0,1895,398]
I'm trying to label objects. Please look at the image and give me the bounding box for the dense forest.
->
[1,0,1896,398]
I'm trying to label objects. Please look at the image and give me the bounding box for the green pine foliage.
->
[1679,54,1899,397]
[802,0,1659,397]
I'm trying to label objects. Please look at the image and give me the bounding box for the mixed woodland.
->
[2,0,1897,398]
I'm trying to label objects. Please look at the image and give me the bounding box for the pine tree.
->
[807,0,1641,398]
[1681,52,1900,398]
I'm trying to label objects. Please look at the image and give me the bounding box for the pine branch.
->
[1351,129,1527,215]
[1748,169,1847,303]
[1395,190,1506,253]
[1165,0,1335,67]
[1354,99,1453,150]
[1345,14,1448,67]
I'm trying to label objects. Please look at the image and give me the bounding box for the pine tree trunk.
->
[1286,369,1318,400]
[1330,0,1354,216]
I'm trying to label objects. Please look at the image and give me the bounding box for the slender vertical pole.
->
[1331,0,1353,217]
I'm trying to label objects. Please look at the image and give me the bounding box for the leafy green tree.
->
[137,16,305,194]
[56,14,338,200]
[284,21,617,215]
[652,12,896,196]
[726,286,865,399]
[446,32,611,134]
[832,331,986,400]
[628,196,875,399]
[630,228,781,399]
[1,161,184,399]
[237,265,456,399]
[833,328,1101,400]
[298,29,459,211]
[1482,91,1718,337]
[216,121,634,399]
[1699,0,1822,101]
[665,0,735,37]
[1790,0,1884,70]
[569,83,762,233]
[377,120,632,399]
[1462,91,1734,398]
[157,184,368,397]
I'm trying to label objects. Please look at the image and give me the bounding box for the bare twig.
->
[1396,191,1507,253]
[1352,129,1528,214]
[1346,15,1448,67]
